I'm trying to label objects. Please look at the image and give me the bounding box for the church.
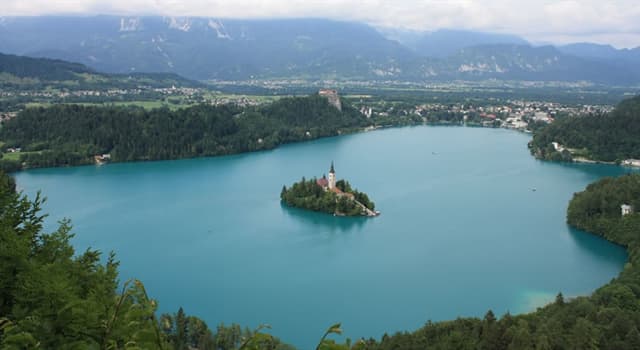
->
[316,162,336,190]
[316,162,354,198]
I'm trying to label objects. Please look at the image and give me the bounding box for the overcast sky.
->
[2,0,639,48]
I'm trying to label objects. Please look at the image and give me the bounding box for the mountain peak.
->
[119,17,141,32]
[166,17,192,32]
[208,19,232,40]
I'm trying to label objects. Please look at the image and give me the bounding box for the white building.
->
[621,204,634,216]
[552,142,565,152]
[328,162,336,190]
[622,159,640,167]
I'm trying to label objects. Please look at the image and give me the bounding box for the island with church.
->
[281,162,380,217]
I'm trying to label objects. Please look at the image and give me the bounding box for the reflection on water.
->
[280,202,369,233]
[553,161,638,181]
[567,226,627,264]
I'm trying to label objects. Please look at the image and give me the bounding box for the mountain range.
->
[0,16,639,85]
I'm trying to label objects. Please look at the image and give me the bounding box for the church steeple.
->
[328,161,336,190]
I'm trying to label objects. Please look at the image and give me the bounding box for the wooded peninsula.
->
[0,94,370,172]
[530,95,640,163]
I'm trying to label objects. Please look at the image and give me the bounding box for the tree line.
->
[0,52,199,91]
[0,95,370,171]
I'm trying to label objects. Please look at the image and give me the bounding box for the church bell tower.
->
[328,161,336,190]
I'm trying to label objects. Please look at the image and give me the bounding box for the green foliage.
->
[353,190,375,211]
[0,52,93,81]
[159,313,293,350]
[335,180,352,193]
[0,171,171,348]
[0,52,199,91]
[530,95,640,162]
[316,323,347,350]
[281,177,340,215]
[567,174,640,245]
[0,95,370,170]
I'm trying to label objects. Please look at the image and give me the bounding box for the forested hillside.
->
[530,95,640,162]
[0,52,92,80]
[0,95,370,171]
[0,52,198,90]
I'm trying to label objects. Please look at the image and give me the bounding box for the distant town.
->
[351,98,614,131]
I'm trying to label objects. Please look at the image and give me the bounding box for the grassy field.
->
[16,93,288,111]
[24,100,195,110]
[2,152,22,161]
[1,149,44,162]
[201,92,284,102]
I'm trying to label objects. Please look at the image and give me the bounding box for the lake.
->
[15,126,633,349]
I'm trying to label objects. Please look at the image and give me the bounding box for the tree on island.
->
[281,166,376,217]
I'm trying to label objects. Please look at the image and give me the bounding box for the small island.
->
[281,162,379,217]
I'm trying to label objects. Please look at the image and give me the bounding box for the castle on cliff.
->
[319,89,342,111]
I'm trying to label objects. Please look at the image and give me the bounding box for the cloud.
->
[1,0,639,48]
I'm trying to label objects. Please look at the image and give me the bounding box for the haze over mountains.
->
[1,16,639,85]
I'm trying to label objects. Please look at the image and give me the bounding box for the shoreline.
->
[572,157,617,165]
[9,121,637,173]
[10,120,640,176]
[2,120,509,173]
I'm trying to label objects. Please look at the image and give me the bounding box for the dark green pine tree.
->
[555,292,565,306]
[175,307,188,350]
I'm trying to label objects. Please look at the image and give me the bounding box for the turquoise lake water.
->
[15,126,633,349]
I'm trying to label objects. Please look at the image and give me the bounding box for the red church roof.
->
[317,178,329,187]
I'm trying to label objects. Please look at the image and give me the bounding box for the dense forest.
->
[0,95,370,171]
[529,95,640,162]
[0,52,92,81]
[281,177,375,216]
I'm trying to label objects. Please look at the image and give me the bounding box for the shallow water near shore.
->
[15,126,633,349]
